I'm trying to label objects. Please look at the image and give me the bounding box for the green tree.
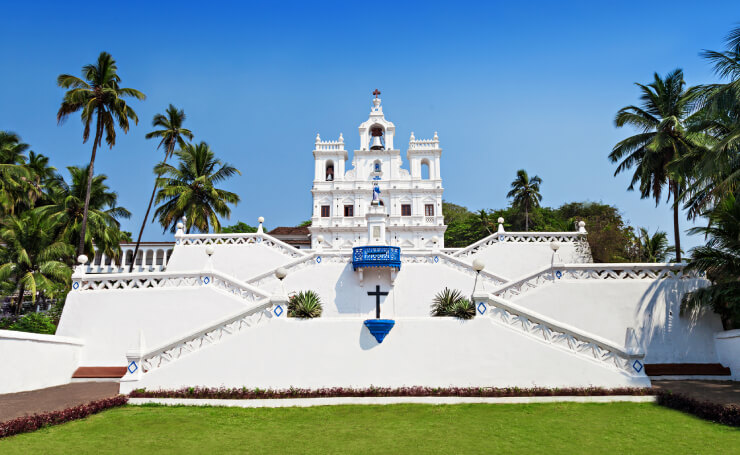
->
[0,211,72,315]
[56,51,145,256]
[506,169,542,231]
[221,221,257,233]
[681,194,740,330]
[611,69,700,262]
[130,105,193,272]
[36,166,131,261]
[681,27,740,217]
[0,131,32,215]
[154,142,241,233]
[636,227,675,262]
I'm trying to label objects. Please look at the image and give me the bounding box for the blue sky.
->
[1,1,737,249]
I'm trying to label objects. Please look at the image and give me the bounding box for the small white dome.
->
[472,259,485,272]
[275,267,288,280]
[258,216,265,223]
[550,241,561,251]
[205,245,215,256]
[497,217,504,224]
[77,254,89,265]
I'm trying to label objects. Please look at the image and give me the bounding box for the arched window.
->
[325,160,334,181]
[125,250,134,265]
[421,159,430,180]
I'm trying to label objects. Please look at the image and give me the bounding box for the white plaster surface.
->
[510,279,723,364]
[128,395,657,408]
[715,329,740,380]
[0,330,83,394]
[465,241,588,278]
[166,243,294,280]
[56,286,250,366]
[120,318,650,393]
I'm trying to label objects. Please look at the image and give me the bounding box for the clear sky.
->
[1,1,737,249]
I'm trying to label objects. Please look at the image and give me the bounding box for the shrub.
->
[450,298,476,319]
[288,290,322,318]
[657,390,740,427]
[431,288,474,319]
[0,395,128,438]
[129,386,653,400]
[8,312,56,334]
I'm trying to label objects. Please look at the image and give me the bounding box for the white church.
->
[2,93,738,395]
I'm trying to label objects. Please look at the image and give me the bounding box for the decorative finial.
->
[410,132,415,141]
[315,134,321,143]
[433,131,439,140]
[339,133,343,142]
[373,89,381,98]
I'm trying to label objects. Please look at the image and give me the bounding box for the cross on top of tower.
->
[373,89,381,98]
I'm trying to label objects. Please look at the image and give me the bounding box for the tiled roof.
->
[268,226,310,236]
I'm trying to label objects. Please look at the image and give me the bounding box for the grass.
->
[1,403,739,454]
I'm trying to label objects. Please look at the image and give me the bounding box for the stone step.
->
[645,363,731,378]
[71,367,127,383]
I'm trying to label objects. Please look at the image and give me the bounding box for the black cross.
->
[367,285,388,319]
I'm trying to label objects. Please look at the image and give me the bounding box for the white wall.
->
[465,242,588,278]
[166,243,294,281]
[0,330,83,394]
[57,287,251,366]
[121,318,649,393]
[278,260,486,318]
[510,279,723,364]
[715,329,740,380]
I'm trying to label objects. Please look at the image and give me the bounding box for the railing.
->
[86,244,174,274]
[474,291,646,375]
[71,270,270,304]
[409,137,440,150]
[352,246,401,270]
[453,232,589,258]
[176,233,307,259]
[315,135,345,152]
[492,263,702,300]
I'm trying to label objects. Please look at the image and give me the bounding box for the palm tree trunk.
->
[14,282,25,316]
[525,207,529,231]
[129,148,172,273]
[77,111,103,257]
[672,180,682,263]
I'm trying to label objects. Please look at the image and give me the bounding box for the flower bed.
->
[130,386,653,400]
[0,395,128,438]
[656,390,740,427]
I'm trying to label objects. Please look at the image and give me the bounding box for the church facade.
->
[309,94,446,250]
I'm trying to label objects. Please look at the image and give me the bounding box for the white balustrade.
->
[71,270,269,304]
[86,244,174,274]
[176,233,307,259]
[492,263,701,300]
[454,232,589,258]
[474,291,646,375]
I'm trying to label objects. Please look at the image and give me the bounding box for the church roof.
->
[267,226,310,237]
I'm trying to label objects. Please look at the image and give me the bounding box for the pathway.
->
[652,380,740,406]
[0,382,119,422]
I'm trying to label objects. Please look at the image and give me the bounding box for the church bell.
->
[370,135,383,150]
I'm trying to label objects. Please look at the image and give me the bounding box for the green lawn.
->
[1,403,738,454]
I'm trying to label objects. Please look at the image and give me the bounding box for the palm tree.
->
[636,227,675,262]
[36,166,131,261]
[681,194,740,330]
[681,27,740,216]
[506,169,542,231]
[0,131,32,215]
[154,141,241,233]
[0,211,73,315]
[56,52,145,256]
[610,69,701,262]
[130,105,193,272]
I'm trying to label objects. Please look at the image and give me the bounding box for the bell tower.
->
[358,90,395,151]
